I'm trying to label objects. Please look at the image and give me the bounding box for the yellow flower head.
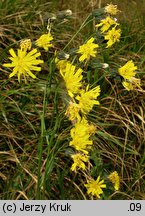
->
[122,81,133,91]
[77,37,99,62]
[76,85,101,114]
[118,60,137,80]
[35,33,53,51]
[71,153,89,171]
[3,48,44,83]
[108,171,120,191]
[70,117,93,137]
[105,27,121,48]
[85,176,106,199]
[118,61,141,91]
[55,58,70,74]
[69,136,92,154]
[65,101,81,123]
[130,77,141,89]
[60,63,83,98]
[96,16,118,33]
[20,39,32,51]
[69,117,93,154]
[122,78,141,91]
[88,124,96,135]
[105,3,120,15]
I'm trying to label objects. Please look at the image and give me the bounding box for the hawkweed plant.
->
[1,3,144,200]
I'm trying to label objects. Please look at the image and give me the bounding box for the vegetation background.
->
[0,0,145,199]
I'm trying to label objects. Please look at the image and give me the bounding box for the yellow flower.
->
[108,171,120,191]
[70,117,92,137]
[71,153,89,171]
[105,3,120,15]
[77,37,99,62]
[55,58,70,74]
[35,33,53,51]
[122,81,133,91]
[69,118,93,154]
[118,61,142,91]
[85,176,106,199]
[65,101,81,123]
[122,78,141,91]
[96,16,118,33]
[20,39,32,51]
[130,77,142,89]
[70,136,92,154]
[105,27,121,48]
[60,63,83,98]
[76,85,101,114]
[88,124,96,135]
[3,48,44,83]
[118,60,137,80]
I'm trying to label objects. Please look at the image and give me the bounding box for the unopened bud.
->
[102,63,109,69]
[64,53,70,59]
[65,9,72,16]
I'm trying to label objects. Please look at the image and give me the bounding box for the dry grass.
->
[0,0,145,200]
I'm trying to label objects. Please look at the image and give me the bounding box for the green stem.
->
[63,13,93,50]
[37,88,47,199]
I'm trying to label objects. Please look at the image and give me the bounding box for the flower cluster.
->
[96,4,121,48]
[3,33,53,82]
[56,37,119,200]
[54,4,124,199]
[54,30,108,198]
[56,58,100,158]
[56,54,106,198]
[3,3,141,200]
